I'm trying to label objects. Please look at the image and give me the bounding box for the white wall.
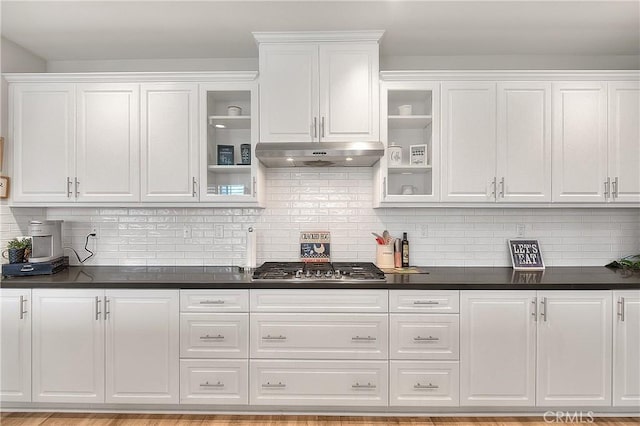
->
[2,167,636,268]
[46,57,258,73]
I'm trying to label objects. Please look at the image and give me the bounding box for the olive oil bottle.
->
[401,232,410,267]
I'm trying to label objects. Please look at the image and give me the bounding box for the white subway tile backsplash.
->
[2,168,639,267]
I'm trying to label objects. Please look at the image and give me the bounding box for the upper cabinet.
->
[256,32,382,143]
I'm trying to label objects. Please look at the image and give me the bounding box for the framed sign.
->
[300,231,330,263]
[508,239,544,270]
[410,144,427,165]
[217,145,235,165]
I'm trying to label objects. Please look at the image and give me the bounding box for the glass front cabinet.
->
[199,80,265,206]
[375,79,440,205]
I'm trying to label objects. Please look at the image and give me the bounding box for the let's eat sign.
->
[508,239,545,270]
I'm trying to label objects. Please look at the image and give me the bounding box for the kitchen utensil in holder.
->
[376,244,394,269]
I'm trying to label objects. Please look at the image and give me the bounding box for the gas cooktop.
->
[252,262,386,282]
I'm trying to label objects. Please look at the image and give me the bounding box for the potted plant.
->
[3,237,32,264]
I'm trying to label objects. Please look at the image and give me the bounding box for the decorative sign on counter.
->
[508,239,545,270]
[300,231,330,262]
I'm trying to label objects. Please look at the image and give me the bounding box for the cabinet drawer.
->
[180,313,248,358]
[251,313,388,359]
[390,361,459,407]
[250,290,388,313]
[180,290,248,313]
[390,314,459,360]
[250,360,388,406]
[180,359,248,405]
[390,291,459,313]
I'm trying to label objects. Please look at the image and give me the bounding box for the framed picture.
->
[410,144,427,165]
[0,176,9,199]
[217,145,235,165]
[508,239,544,270]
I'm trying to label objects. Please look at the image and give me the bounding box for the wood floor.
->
[0,413,638,426]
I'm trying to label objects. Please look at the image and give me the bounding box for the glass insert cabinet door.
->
[380,80,440,203]
[199,81,262,204]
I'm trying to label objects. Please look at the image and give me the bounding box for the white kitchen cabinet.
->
[552,82,608,202]
[250,359,388,406]
[389,290,459,313]
[0,289,31,402]
[180,359,248,405]
[180,313,249,359]
[497,82,552,202]
[200,81,264,206]
[105,290,179,404]
[141,83,199,202]
[180,290,249,313]
[389,314,459,360]
[390,361,459,407]
[32,289,105,403]
[10,83,76,203]
[613,290,640,407]
[441,82,497,202]
[608,81,640,203]
[378,80,440,204]
[76,83,140,202]
[256,32,381,144]
[250,289,388,313]
[536,291,612,406]
[460,291,536,407]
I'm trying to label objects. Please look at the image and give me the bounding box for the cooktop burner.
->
[252,262,386,282]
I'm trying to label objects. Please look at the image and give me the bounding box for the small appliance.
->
[28,220,63,263]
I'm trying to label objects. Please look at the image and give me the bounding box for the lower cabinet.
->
[0,289,31,402]
[180,359,248,405]
[613,290,640,407]
[31,289,179,404]
[250,360,388,406]
[390,361,459,407]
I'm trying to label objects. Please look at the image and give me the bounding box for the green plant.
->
[6,237,31,250]
[606,254,640,271]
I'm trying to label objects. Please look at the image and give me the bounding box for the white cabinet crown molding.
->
[380,70,640,81]
[252,30,384,44]
[3,72,258,83]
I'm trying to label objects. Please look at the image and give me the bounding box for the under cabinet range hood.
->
[255,141,385,167]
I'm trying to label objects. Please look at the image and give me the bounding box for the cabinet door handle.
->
[67,177,72,198]
[200,334,225,340]
[351,335,376,341]
[414,382,439,390]
[532,298,537,321]
[312,117,317,139]
[604,178,610,199]
[253,177,257,198]
[320,117,325,138]
[95,296,101,321]
[414,335,439,343]
[74,178,80,198]
[352,382,376,389]
[192,177,197,197]
[489,177,497,199]
[262,382,286,389]
[613,177,619,199]
[540,297,547,322]
[382,177,386,198]
[104,297,110,319]
[414,300,439,305]
[200,381,224,388]
[262,334,286,340]
[19,296,27,320]
[199,300,225,305]
[499,177,505,198]
[618,297,625,322]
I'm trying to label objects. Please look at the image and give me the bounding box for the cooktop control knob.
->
[315,270,322,278]
[305,270,312,278]
[295,270,302,279]
[325,271,333,278]
[334,270,341,278]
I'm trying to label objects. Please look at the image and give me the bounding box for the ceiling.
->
[1,0,638,61]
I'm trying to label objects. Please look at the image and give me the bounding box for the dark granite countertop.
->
[1,266,639,290]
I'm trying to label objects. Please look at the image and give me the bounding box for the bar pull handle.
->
[200,381,224,388]
[200,334,225,340]
[414,382,439,390]
[414,335,439,343]
[95,296,101,321]
[74,177,80,198]
[67,177,73,198]
[604,178,610,199]
[618,297,625,322]
[320,116,325,138]
[351,335,376,342]
[352,382,376,390]
[613,177,619,199]
[489,177,496,199]
[532,298,537,321]
[19,296,27,320]
[104,297,110,319]
[262,334,287,340]
[499,177,505,198]
[382,177,386,198]
[199,300,225,305]
[262,382,286,389]
[192,177,197,197]
[414,300,439,305]
[540,297,547,322]
[312,117,317,139]
[253,177,257,198]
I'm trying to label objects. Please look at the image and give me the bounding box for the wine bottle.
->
[401,232,409,268]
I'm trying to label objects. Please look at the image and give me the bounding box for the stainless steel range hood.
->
[255,141,384,167]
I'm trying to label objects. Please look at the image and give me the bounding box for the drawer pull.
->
[351,335,376,342]
[413,300,440,305]
[262,382,286,389]
[262,335,287,340]
[352,382,376,390]
[414,335,439,342]
[200,334,225,340]
[414,382,439,390]
[200,381,224,388]
[199,300,225,305]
